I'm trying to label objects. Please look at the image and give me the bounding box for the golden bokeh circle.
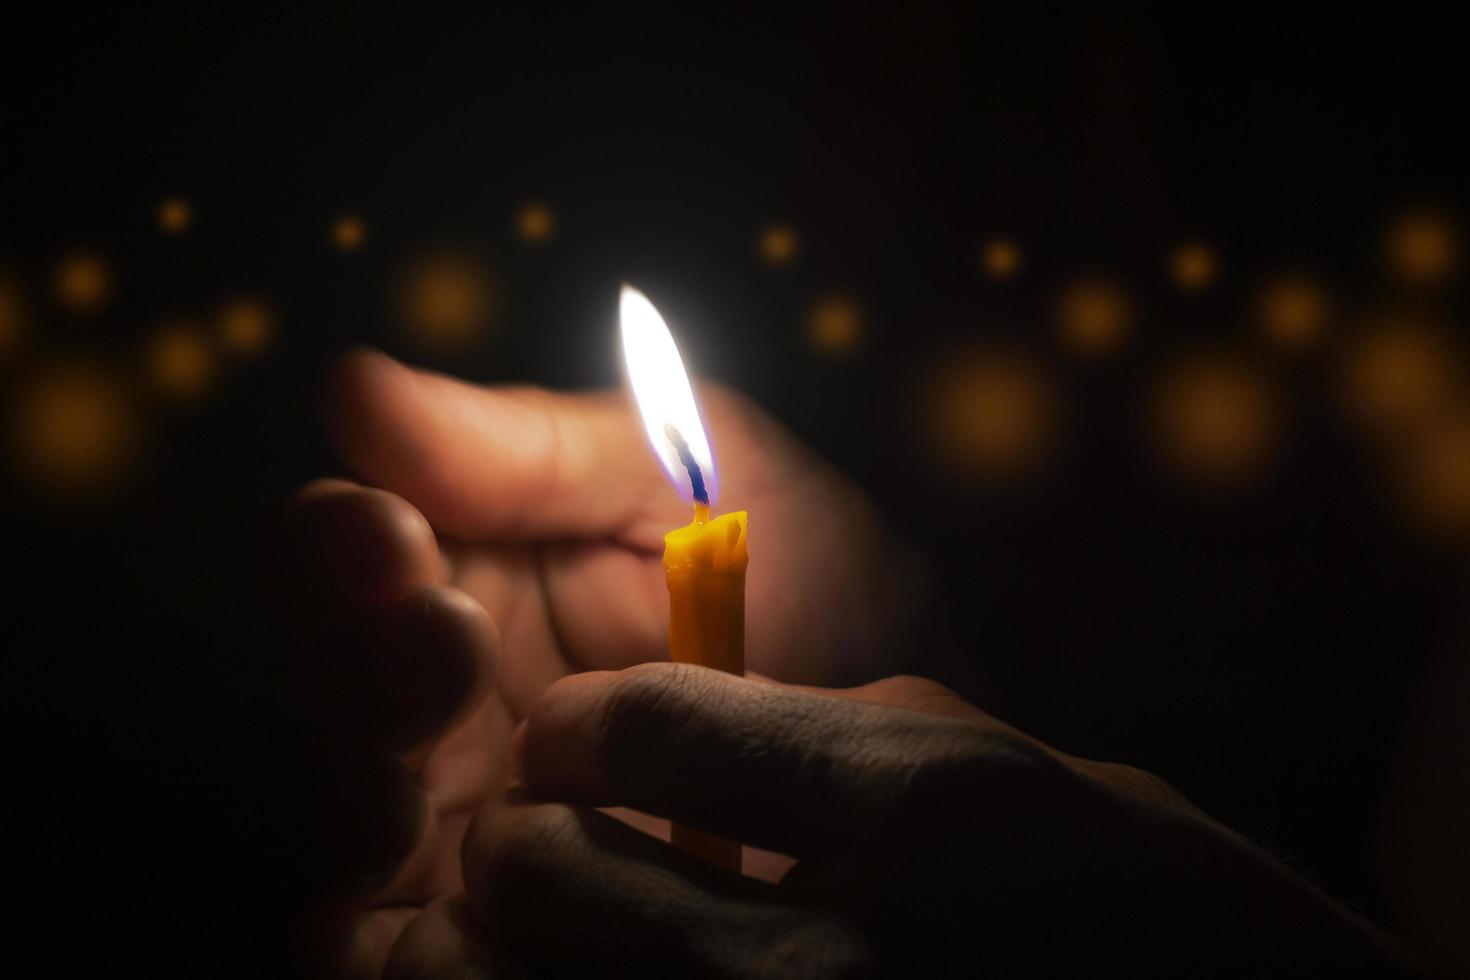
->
[514,202,557,246]
[805,293,865,356]
[332,214,368,252]
[397,252,495,352]
[1397,408,1470,543]
[1168,242,1219,292]
[52,251,111,314]
[1384,209,1460,288]
[8,360,142,499]
[1056,277,1132,356]
[144,321,216,400]
[758,225,799,266]
[979,239,1022,280]
[1256,275,1330,350]
[924,345,1054,482]
[1340,318,1462,436]
[216,297,276,358]
[156,197,192,236]
[1152,354,1280,487]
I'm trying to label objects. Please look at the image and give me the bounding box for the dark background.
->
[3,9,1467,975]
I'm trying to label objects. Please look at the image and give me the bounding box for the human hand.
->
[285,350,922,975]
[386,664,1421,979]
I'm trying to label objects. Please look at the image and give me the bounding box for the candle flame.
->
[620,284,718,503]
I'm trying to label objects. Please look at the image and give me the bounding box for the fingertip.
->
[285,479,443,604]
[519,670,618,799]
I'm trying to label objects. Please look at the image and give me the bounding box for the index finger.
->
[516,663,1039,859]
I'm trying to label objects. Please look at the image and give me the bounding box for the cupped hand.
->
[285,350,920,975]
[391,664,1418,979]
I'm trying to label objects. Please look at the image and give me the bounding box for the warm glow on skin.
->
[758,225,799,266]
[620,285,717,502]
[979,239,1022,279]
[397,251,495,352]
[157,197,192,236]
[805,293,864,356]
[1056,277,1131,356]
[515,202,557,245]
[52,251,111,314]
[332,214,368,252]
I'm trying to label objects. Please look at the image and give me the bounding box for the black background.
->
[4,9,1467,974]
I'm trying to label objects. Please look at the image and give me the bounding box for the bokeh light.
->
[923,345,1055,482]
[1339,317,1463,436]
[156,197,192,236]
[1168,241,1219,292]
[0,271,28,356]
[1383,208,1461,288]
[8,360,142,499]
[144,321,216,400]
[978,239,1021,280]
[1151,353,1281,487]
[804,292,865,356]
[51,250,112,314]
[215,296,276,358]
[514,202,557,246]
[396,251,496,352]
[1395,408,1470,543]
[331,214,368,252]
[758,224,799,266]
[1056,276,1132,356]
[1256,275,1331,350]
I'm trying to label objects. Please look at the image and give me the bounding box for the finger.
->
[285,478,446,607]
[461,790,867,977]
[776,674,991,722]
[517,664,1038,859]
[325,349,663,540]
[321,905,420,980]
[295,584,501,755]
[382,896,514,980]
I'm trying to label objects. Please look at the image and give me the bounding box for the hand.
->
[284,350,923,975]
[384,664,1420,979]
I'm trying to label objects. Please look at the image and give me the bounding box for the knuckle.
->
[466,800,585,915]
[1091,761,1193,813]
[596,663,707,765]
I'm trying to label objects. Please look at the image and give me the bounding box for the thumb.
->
[325,349,663,539]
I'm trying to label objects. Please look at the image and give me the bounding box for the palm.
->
[308,353,905,975]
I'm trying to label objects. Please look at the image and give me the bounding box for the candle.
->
[620,285,748,873]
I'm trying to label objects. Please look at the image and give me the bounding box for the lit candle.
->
[620,285,748,873]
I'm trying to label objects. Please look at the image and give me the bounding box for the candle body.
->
[662,503,747,871]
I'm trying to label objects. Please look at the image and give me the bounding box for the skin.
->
[291,350,1418,977]
[286,349,919,975]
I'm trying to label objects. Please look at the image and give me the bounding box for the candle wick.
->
[663,424,709,505]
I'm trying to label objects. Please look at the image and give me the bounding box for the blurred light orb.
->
[1153,354,1280,487]
[514,202,557,246]
[979,239,1022,280]
[1168,242,1219,292]
[332,214,368,252]
[1384,209,1460,288]
[397,251,495,351]
[145,321,215,400]
[1056,276,1131,356]
[1257,275,1330,350]
[805,293,865,356]
[216,296,276,358]
[925,346,1053,481]
[52,251,111,314]
[1341,319,1461,434]
[156,197,192,236]
[1398,410,1470,542]
[0,272,27,355]
[9,361,141,498]
[758,224,799,266]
